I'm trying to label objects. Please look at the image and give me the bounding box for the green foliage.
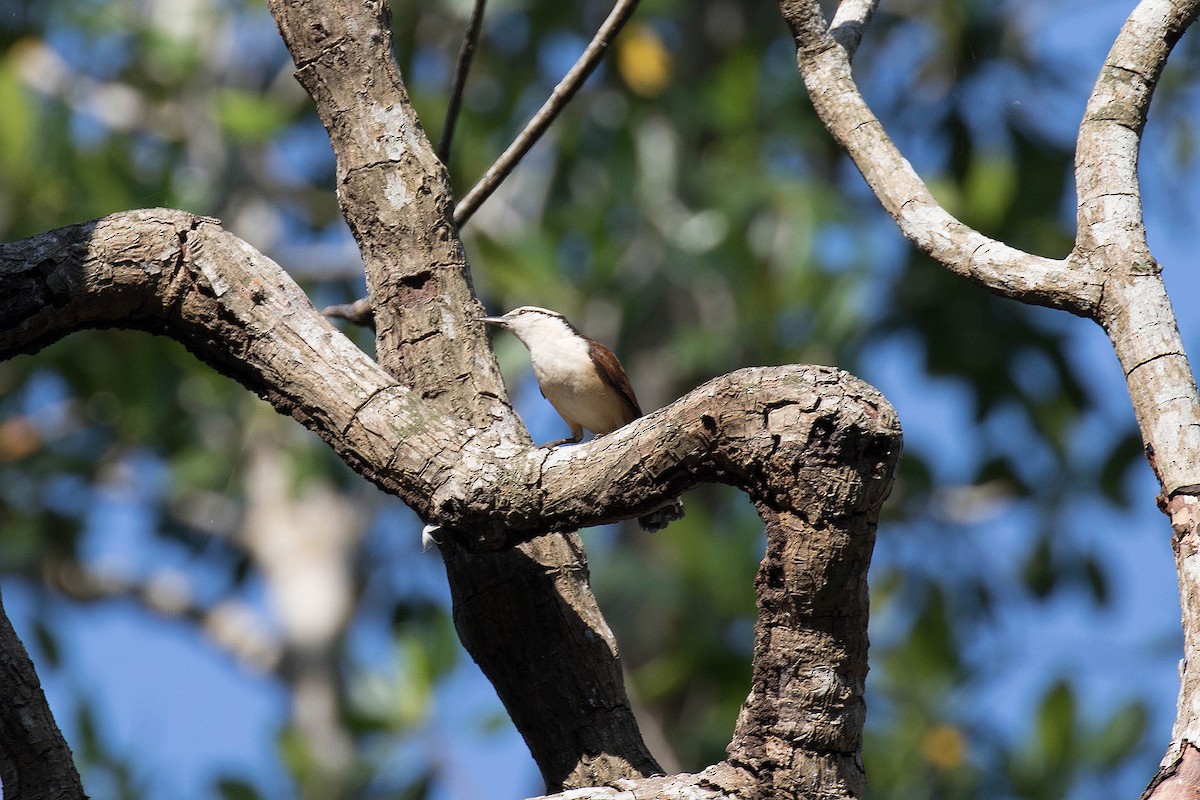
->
[0,0,1172,798]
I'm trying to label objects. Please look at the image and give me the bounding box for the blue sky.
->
[6,0,1200,798]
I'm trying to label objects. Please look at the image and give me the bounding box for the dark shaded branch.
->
[438,0,488,163]
[452,0,640,228]
[0,584,86,800]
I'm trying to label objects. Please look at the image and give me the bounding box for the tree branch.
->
[0,209,901,796]
[829,0,879,58]
[265,0,663,787]
[439,0,488,163]
[452,0,640,228]
[0,584,86,800]
[0,211,895,541]
[778,0,1103,317]
[1072,0,1200,502]
[1067,3,1200,797]
[784,0,1200,796]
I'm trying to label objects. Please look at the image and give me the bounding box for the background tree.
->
[0,0,1196,798]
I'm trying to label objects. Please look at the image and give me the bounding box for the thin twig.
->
[453,0,641,228]
[439,0,488,163]
[829,0,879,59]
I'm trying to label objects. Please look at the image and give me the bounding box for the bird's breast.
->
[529,339,635,435]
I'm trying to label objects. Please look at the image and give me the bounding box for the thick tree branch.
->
[784,0,1200,796]
[1072,0,1200,503]
[0,585,86,800]
[0,210,901,797]
[778,0,1103,317]
[534,364,901,800]
[0,211,891,541]
[453,0,640,227]
[264,0,662,788]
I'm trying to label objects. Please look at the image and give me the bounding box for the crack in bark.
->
[1124,350,1186,378]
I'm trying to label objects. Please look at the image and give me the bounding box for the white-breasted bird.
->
[479,306,684,531]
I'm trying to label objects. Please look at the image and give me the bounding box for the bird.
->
[479,306,684,531]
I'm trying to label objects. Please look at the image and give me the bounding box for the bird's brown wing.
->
[587,339,643,422]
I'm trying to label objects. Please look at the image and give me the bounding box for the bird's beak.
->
[478,315,507,326]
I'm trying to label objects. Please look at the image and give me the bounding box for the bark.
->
[778,0,1104,318]
[0,586,86,800]
[0,207,901,796]
[782,1,1200,796]
[265,0,661,788]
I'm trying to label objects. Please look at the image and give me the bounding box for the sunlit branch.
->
[453,0,640,228]
[438,0,488,163]
[778,0,1102,316]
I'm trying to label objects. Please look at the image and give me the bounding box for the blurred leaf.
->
[1081,555,1109,608]
[1086,700,1148,767]
[216,89,291,142]
[1099,432,1145,508]
[963,152,1016,229]
[216,778,263,800]
[1037,680,1076,768]
[32,615,61,668]
[1022,534,1055,599]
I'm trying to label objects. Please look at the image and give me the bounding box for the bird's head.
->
[479,306,579,348]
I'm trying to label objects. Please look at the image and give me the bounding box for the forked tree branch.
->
[778,0,1105,317]
[266,0,661,787]
[782,0,1200,796]
[452,0,641,227]
[0,208,900,799]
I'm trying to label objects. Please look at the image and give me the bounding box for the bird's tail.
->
[638,498,685,532]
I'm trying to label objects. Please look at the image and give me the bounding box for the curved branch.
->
[1075,0,1198,259]
[452,0,640,227]
[778,0,1103,317]
[0,210,902,798]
